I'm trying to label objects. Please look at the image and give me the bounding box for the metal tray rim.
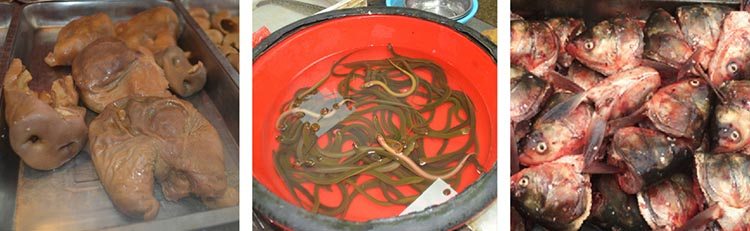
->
[173,0,240,87]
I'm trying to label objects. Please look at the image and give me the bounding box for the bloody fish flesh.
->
[512,20,559,77]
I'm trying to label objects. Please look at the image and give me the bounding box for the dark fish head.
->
[645,8,682,38]
[568,17,643,75]
[646,78,710,139]
[696,153,750,230]
[547,18,585,40]
[512,155,590,230]
[708,12,750,87]
[511,167,547,210]
[547,18,585,67]
[511,66,550,123]
[644,34,692,68]
[637,174,704,230]
[589,175,650,230]
[643,10,692,70]
[713,81,750,152]
[512,21,559,76]
[567,26,602,70]
[695,153,750,209]
[519,92,592,166]
[519,130,553,166]
[677,5,730,50]
[713,104,750,153]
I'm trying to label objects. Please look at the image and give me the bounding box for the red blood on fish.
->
[512,20,559,76]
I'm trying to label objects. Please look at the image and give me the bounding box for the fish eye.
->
[536,142,547,153]
[690,79,700,87]
[584,40,594,50]
[731,131,741,141]
[728,62,739,74]
[519,176,529,187]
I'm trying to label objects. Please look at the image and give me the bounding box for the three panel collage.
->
[0,0,744,230]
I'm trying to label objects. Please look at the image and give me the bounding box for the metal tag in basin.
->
[400,178,457,215]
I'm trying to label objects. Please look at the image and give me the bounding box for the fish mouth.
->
[713,139,740,153]
[518,152,546,166]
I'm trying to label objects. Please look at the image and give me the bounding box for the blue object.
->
[385,0,478,24]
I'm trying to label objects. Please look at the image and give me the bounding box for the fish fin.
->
[607,106,648,136]
[677,46,704,80]
[580,161,622,174]
[675,203,723,231]
[584,114,607,167]
[684,46,726,103]
[695,61,727,104]
[539,92,587,122]
[642,59,678,85]
[545,71,585,93]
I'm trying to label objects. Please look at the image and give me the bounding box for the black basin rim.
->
[252,167,497,231]
[252,7,497,62]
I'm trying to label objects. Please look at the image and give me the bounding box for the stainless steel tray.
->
[180,0,238,15]
[3,1,239,230]
[176,0,240,78]
[511,0,741,25]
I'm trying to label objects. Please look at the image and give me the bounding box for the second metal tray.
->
[3,1,239,230]
[177,0,240,80]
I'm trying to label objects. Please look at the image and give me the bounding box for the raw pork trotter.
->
[4,59,87,170]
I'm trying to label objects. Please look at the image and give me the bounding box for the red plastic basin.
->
[253,13,497,222]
